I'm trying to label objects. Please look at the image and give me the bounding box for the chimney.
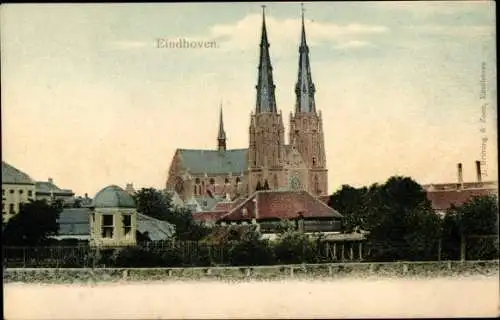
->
[475,160,482,183]
[48,177,53,184]
[457,163,463,188]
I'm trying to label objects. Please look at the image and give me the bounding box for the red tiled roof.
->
[192,211,227,222]
[214,202,233,211]
[426,188,498,211]
[220,190,342,222]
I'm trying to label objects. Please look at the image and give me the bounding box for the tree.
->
[328,185,368,232]
[227,229,275,266]
[2,200,61,246]
[274,231,318,264]
[327,176,442,261]
[364,177,441,261]
[442,195,498,260]
[134,188,210,241]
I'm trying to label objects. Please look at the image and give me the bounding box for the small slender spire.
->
[217,101,227,151]
[255,5,277,113]
[295,3,316,113]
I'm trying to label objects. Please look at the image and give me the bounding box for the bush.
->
[274,231,319,264]
[228,231,275,266]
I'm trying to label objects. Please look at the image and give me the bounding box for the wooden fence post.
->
[460,235,466,262]
[437,237,442,261]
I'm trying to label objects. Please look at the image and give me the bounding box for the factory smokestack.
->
[457,163,463,188]
[475,160,482,183]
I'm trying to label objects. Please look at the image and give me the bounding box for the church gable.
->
[284,145,307,170]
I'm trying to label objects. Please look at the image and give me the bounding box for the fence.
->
[3,235,498,268]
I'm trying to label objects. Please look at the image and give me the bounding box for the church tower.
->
[247,6,286,194]
[289,5,328,196]
[217,104,227,152]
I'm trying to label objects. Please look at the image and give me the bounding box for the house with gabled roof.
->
[218,189,343,236]
[2,161,36,221]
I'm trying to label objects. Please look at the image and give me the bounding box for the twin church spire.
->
[218,5,316,148]
[255,4,316,114]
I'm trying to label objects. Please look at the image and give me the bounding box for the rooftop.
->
[93,185,136,209]
[2,161,35,185]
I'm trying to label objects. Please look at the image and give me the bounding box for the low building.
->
[89,185,139,247]
[424,162,498,216]
[55,185,175,246]
[218,189,343,235]
[35,178,75,206]
[2,161,36,221]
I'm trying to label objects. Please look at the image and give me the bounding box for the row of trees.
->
[3,176,498,263]
[327,176,498,261]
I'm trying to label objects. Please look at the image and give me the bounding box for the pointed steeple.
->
[217,102,227,151]
[255,5,277,113]
[295,3,316,113]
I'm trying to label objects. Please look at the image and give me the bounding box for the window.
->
[225,178,229,184]
[28,190,33,197]
[10,189,14,194]
[312,157,317,166]
[236,177,241,184]
[209,178,215,185]
[193,185,197,195]
[101,214,114,238]
[314,175,320,194]
[123,215,132,236]
[19,189,24,195]
[9,204,15,214]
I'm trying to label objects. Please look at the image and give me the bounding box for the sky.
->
[1,2,497,197]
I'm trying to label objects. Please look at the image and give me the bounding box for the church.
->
[166,7,329,208]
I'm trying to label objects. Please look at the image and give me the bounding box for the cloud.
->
[207,13,388,53]
[334,40,372,50]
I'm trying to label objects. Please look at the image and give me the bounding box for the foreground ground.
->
[4,275,499,319]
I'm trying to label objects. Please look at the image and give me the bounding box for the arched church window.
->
[236,177,241,184]
[225,178,229,184]
[314,175,320,194]
[195,178,200,184]
[209,178,215,185]
[174,176,184,194]
[312,157,317,167]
